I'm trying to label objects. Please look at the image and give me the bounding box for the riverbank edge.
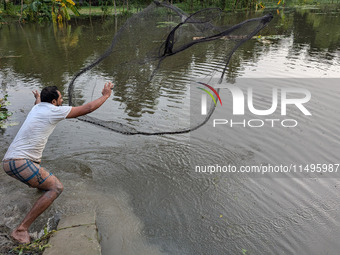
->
[43,211,101,255]
[1,3,339,25]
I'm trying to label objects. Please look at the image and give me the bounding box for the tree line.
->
[0,0,265,24]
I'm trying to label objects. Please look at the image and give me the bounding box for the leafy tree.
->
[20,0,79,23]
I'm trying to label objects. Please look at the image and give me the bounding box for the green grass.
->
[1,1,340,23]
[76,5,142,16]
[0,4,143,22]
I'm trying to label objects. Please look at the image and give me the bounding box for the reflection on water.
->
[1,6,340,254]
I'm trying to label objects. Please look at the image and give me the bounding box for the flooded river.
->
[1,5,340,254]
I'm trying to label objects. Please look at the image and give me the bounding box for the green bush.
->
[22,0,53,22]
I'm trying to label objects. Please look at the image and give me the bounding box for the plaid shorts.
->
[2,159,52,187]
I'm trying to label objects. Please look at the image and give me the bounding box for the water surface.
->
[1,6,340,254]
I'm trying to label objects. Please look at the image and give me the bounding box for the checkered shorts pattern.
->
[2,159,52,187]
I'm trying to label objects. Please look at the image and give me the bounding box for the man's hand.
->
[102,82,114,99]
[67,81,114,119]
[32,90,41,105]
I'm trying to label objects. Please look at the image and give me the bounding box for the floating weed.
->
[10,223,95,254]
[0,94,14,128]
[0,121,19,129]
[156,21,178,27]
[156,21,188,28]
[11,227,55,255]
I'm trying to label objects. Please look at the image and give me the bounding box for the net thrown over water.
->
[68,1,273,135]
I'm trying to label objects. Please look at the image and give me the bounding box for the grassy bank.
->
[1,0,340,24]
[77,5,142,16]
[0,4,140,23]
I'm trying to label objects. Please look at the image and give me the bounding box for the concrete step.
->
[43,212,101,255]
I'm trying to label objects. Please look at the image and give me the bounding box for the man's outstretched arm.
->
[66,82,114,119]
[32,90,41,105]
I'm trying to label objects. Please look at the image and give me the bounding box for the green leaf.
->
[64,6,70,20]
[66,3,80,16]
[31,0,42,12]
[31,2,37,12]
[22,4,28,11]
[0,112,6,120]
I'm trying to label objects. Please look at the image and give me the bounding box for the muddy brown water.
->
[1,7,340,254]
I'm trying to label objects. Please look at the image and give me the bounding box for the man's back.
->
[4,102,71,162]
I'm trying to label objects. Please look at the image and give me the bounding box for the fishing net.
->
[68,1,273,135]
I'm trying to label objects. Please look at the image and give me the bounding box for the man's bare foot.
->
[11,227,30,244]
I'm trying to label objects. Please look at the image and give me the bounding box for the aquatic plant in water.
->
[0,94,12,128]
[11,227,54,255]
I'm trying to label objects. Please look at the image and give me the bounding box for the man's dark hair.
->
[40,86,59,103]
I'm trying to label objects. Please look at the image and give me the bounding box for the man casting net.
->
[68,1,273,135]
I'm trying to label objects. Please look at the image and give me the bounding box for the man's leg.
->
[10,164,63,244]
